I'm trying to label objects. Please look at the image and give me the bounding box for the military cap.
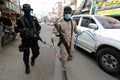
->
[22,4,33,11]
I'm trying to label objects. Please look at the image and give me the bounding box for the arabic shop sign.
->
[96,0,120,11]
[96,8,120,16]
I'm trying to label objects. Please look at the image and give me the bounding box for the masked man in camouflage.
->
[51,6,78,70]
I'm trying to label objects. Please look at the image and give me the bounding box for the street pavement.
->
[0,23,120,80]
[66,48,120,80]
[0,23,63,80]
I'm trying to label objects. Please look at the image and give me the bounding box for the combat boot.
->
[25,66,30,74]
[67,56,73,61]
[31,59,35,66]
[61,62,66,71]
[67,54,73,61]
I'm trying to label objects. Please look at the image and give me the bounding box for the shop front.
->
[0,0,20,47]
[95,0,120,20]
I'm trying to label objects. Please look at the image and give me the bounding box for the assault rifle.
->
[54,26,71,56]
[20,28,46,44]
[54,20,73,57]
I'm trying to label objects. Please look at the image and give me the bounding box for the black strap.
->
[24,17,36,33]
[69,20,73,51]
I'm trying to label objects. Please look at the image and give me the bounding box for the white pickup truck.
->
[72,14,120,75]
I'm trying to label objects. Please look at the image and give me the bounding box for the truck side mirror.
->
[88,23,98,30]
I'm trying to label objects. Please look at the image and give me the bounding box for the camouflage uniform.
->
[52,18,78,61]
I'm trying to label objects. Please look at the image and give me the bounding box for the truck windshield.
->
[95,16,120,29]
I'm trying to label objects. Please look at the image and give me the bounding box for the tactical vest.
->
[20,16,37,34]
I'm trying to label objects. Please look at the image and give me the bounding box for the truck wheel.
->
[97,48,120,75]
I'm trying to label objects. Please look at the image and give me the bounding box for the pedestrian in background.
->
[15,4,41,74]
[51,6,79,70]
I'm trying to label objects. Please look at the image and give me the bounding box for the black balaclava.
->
[22,4,34,28]
[24,9,31,17]
[63,6,72,21]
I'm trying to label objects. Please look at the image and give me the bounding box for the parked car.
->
[72,14,120,75]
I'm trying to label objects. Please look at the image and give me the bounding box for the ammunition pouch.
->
[18,44,28,52]
[20,29,34,38]
[19,44,24,52]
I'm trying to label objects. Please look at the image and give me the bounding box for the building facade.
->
[95,0,120,16]
[0,0,20,18]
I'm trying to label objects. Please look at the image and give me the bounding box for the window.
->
[73,17,80,25]
[95,16,120,29]
[81,17,96,28]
